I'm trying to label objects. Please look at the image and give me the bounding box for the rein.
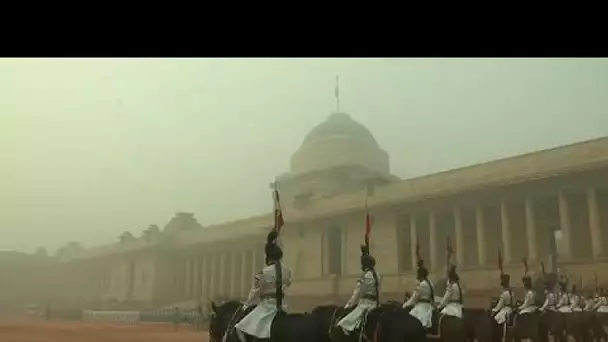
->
[220,306,243,342]
[327,307,338,338]
[358,309,381,342]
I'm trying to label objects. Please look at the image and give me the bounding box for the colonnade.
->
[175,246,266,303]
[406,187,604,271]
[170,187,606,303]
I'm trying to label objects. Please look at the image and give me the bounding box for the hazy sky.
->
[1,58,607,253]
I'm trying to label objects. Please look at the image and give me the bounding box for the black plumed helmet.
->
[417,260,429,279]
[265,229,283,261]
[448,264,459,281]
[360,244,375,269]
[522,275,532,288]
[500,274,510,286]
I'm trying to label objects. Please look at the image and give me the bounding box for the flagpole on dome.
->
[335,75,341,113]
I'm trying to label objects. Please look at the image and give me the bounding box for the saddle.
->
[506,311,516,328]
[262,311,288,342]
[426,310,444,339]
[350,308,381,342]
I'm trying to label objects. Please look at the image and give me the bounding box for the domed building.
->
[36,117,608,313]
[277,112,400,206]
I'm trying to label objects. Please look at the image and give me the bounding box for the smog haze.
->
[1,58,607,253]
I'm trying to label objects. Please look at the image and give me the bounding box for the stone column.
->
[410,215,418,270]
[500,202,512,264]
[525,197,538,261]
[587,187,603,258]
[476,207,487,265]
[209,253,217,300]
[558,191,572,259]
[185,258,192,299]
[429,212,438,270]
[454,207,465,266]
[195,256,203,300]
[200,254,208,301]
[241,251,248,297]
[219,252,227,297]
[230,252,239,297]
[251,250,259,283]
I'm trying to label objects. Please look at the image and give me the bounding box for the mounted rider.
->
[234,186,292,342]
[437,238,463,319]
[336,244,380,335]
[518,258,537,315]
[539,263,557,313]
[438,264,463,318]
[583,291,596,312]
[336,200,380,336]
[234,229,292,342]
[403,242,435,329]
[555,272,572,313]
[594,288,608,312]
[491,250,513,326]
[569,285,583,312]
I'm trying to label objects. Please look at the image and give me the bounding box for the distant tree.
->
[34,247,48,257]
[55,241,84,258]
[118,231,135,244]
[142,224,161,242]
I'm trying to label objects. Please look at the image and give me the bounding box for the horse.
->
[208,300,317,342]
[312,302,426,342]
[462,298,518,342]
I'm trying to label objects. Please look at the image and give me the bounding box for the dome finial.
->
[334,75,341,113]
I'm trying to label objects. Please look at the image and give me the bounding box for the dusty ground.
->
[0,318,209,342]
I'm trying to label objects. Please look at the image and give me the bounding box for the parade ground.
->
[0,318,208,342]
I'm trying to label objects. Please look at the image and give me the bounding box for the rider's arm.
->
[518,292,531,310]
[438,284,452,308]
[592,298,602,311]
[492,292,505,313]
[242,272,262,308]
[403,283,421,308]
[539,294,551,311]
[345,280,362,309]
[282,268,292,290]
[556,294,565,308]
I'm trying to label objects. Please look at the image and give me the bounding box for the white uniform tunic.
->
[583,298,596,312]
[556,292,572,313]
[337,270,380,332]
[540,292,557,312]
[438,281,463,319]
[403,279,435,328]
[569,294,582,312]
[595,296,608,313]
[518,290,537,314]
[234,263,292,339]
[492,290,513,325]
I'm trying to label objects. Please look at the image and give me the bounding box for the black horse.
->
[208,300,316,342]
[312,302,426,342]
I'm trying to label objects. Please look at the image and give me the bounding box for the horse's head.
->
[208,300,242,342]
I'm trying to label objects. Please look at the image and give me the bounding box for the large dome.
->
[303,113,378,146]
[290,113,390,175]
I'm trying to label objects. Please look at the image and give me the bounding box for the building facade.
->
[62,113,608,309]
